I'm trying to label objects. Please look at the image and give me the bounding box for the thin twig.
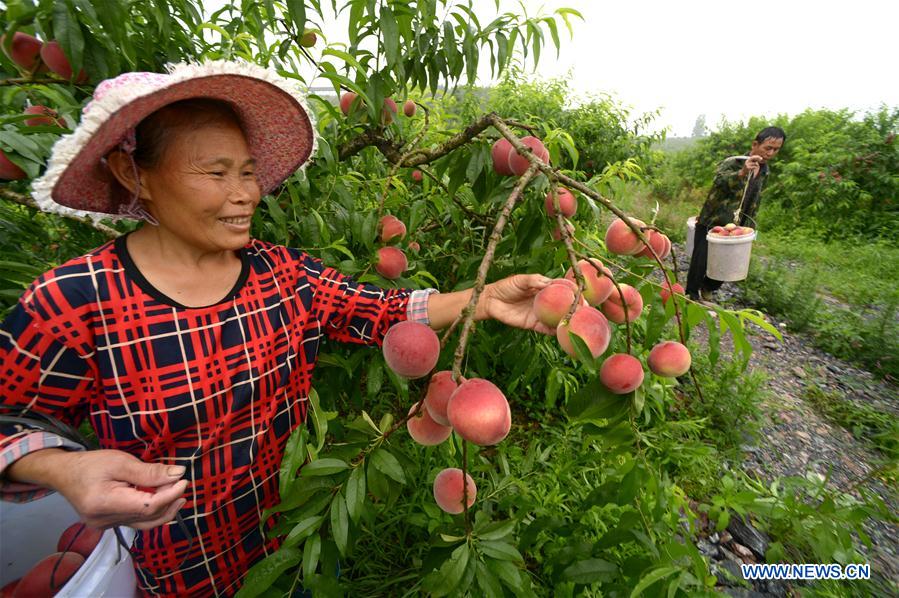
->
[1,187,120,239]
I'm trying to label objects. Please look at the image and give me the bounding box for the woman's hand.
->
[479,274,580,335]
[9,448,189,530]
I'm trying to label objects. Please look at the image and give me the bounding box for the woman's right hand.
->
[8,448,189,530]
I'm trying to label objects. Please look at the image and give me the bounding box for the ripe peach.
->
[551,222,575,241]
[544,187,577,218]
[491,138,514,176]
[556,306,612,358]
[339,92,359,115]
[299,30,317,47]
[724,223,737,232]
[40,41,87,82]
[411,169,423,182]
[14,551,85,596]
[599,353,644,394]
[709,226,727,236]
[533,280,577,327]
[382,321,440,379]
[601,284,643,324]
[564,258,614,306]
[424,370,458,425]
[408,240,420,253]
[379,215,406,242]
[24,105,62,127]
[605,218,646,255]
[508,136,549,176]
[446,378,511,446]
[407,401,452,445]
[433,468,476,514]
[660,280,685,306]
[647,341,692,377]
[403,99,416,117]
[637,230,671,260]
[374,246,407,279]
[382,98,398,124]
[57,522,103,558]
[0,151,27,180]
[1,32,42,72]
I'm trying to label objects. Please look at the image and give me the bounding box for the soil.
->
[672,247,899,595]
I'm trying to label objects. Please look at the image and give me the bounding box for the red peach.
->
[533,281,577,327]
[604,218,647,255]
[408,240,420,253]
[508,136,549,176]
[0,151,27,180]
[601,283,644,324]
[564,258,615,306]
[375,246,407,279]
[647,341,692,377]
[446,378,511,446]
[57,522,103,558]
[660,280,685,306]
[599,353,645,394]
[424,370,459,426]
[433,468,476,514]
[379,215,406,242]
[556,306,612,358]
[551,222,575,241]
[40,41,87,82]
[339,92,359,115]
[24,105,62,127]
[637,230,671,260]
[382,98,398,124]
[544,187,577,218]
[407,401,452,445]
[403,99,416,117]
[491,138,514,176]
[411,169,423,182]
[1,32,42,72]
[13,551,84,597]
[382,321,440,379]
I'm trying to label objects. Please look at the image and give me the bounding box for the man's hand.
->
[480,275,582,335]
[740,155,763,178]
[9,448,189,530]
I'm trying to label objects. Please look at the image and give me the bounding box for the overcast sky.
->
[204,0,898,137]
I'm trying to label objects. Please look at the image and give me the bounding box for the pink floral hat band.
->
[31,60,318,222]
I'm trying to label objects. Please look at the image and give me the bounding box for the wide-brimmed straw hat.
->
[32,60,317,221]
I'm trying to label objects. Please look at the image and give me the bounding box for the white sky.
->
[203,0,899,137]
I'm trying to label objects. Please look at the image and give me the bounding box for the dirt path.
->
[675,247,899,593]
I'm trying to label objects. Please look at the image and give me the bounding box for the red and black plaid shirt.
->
[0,236,418,596]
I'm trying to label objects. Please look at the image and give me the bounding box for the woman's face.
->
[139,121,261,253]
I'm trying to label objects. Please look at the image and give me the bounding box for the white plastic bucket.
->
[706,231,757,281]
[685,217,697,257]
[0,492,138,597]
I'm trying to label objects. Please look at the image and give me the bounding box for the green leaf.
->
[479,540,523,563]
[279,427,308,497]
[567,330,597,373]
[345,465,366,524]
[424,543,470,597]
[52,1,85,76]
[476,519,516,541]
[643,297,671,348]
[234,547,302,598]
[379,5,399,67]
[476,560,504,598]
[307,388,335,453]
[366,355,384,397]
[370,449,406,484]
[560,558,617,584]
[630,566,680,597]
[301,458,349,476]
[285,0,306,35]
[302,534,321,580]
[283,515,324,548]
[739,308,783,340]
[567,379,628,422]
[330,495,350,557]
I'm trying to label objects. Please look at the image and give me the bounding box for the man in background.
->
[686,127,786,301]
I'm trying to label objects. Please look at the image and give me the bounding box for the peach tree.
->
[1,1,790,596]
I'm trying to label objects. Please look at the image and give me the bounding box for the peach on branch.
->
[0,151,27,180]
[508,136,549,176]
[599,353,645,394]
[1,32,43,72]
[408,240,421,253]
[551,222,575,241]
[601,284,644,324]
[374,246,407,279]
[433,468,477,514]
[14,552,85,597]
[407,401,452,445]
[544,187,577,218]
[564,258,614,306]
[24,105,63,127]
[40,41,87,82]
[379,215,406,242]
[637,230,671,260]
[299,29,317,47]
[403,99,416,117]
[660,280,685,306]
[382,97,398,124]
[556,306,612,358]
[339,91,359,115]
[533,280,577,327]
[57,522,103,558]
[647,341,692,377]
[446,378,511,446]
[411,169,423,183]
[491,138,514,176]
[605,218,646,255]
[382,321,440,379]
[424,370,458,425]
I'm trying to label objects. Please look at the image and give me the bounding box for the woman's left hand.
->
[479,274,578,335]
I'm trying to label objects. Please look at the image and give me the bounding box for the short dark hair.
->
[133,99,243,169]
[754,126,786,144]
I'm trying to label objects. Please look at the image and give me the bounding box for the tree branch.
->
[0,187,120,239]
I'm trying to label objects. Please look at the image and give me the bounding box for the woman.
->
[0,61,560,596]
